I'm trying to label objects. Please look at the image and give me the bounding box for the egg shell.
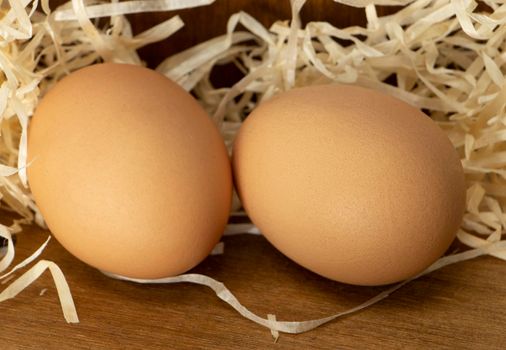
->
[232,84,466,286]
[28,63,232,279]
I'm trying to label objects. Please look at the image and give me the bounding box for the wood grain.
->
[1,222,506,349]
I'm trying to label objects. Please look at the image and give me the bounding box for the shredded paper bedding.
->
[1,0,506,336]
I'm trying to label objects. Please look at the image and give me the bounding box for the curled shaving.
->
[104,239,506,334]
[1,0,506,336]
[0,259,79,323]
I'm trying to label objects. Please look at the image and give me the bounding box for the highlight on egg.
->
[27,63,233,279]
[232,84,466,286]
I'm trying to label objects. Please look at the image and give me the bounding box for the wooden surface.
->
[1,223,506,349]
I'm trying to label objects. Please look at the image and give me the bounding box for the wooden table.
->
[1,223,506,349]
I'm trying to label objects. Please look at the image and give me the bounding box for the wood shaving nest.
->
[1,0,506,336]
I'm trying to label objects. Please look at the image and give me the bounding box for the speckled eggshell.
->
[28,63,232,279]
[232,84,466,286]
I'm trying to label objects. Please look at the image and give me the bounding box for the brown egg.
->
[28,63,232,279]
[233,84,465,286]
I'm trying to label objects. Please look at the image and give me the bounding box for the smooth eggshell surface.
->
[233,84,466,286]
[28,63,232,279]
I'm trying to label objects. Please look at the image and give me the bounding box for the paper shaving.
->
[104,239,506,334]
[0,226,15,273]
[1,0,506,335]
[1,274,15,285]
[0,259,79,323]
[54,0,215,21]
[0,235,51,280]
[210,241,224,255]
[268,314,280,342]
[224,223,261,236]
